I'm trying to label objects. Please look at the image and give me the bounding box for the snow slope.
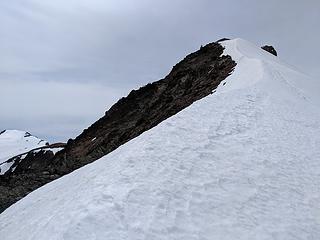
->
[1,39,320,239]
[0,130,48,174]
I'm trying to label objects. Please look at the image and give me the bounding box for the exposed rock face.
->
[261,45,277,56]
[0,41,236,213]
[51,42,236,174]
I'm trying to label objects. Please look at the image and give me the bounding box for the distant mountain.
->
[1,39,320,239]
[0,130,48,175]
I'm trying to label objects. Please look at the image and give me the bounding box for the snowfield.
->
[0,130,48,175]
[1,39,320,239]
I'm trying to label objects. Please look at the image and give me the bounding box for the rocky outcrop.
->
[51,42,236,174]
[261,45,277,56]
[0,40,236,213]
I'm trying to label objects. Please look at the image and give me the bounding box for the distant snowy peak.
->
[0,130,44,141]
[0,130,48,175]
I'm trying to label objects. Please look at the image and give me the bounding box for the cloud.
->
[0,0,319,141]
[0,79,127,142]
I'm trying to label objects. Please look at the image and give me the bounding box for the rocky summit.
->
[261,45,278,56]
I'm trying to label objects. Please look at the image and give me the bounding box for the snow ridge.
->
[0,39,320,240]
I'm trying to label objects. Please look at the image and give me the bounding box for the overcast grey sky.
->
[0,0,319,142]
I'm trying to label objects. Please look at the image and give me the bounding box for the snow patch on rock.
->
[0,130,48,175]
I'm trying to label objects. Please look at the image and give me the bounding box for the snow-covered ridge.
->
[220,38,320,106]
[0,130,48,175]
[0,39,320,239]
